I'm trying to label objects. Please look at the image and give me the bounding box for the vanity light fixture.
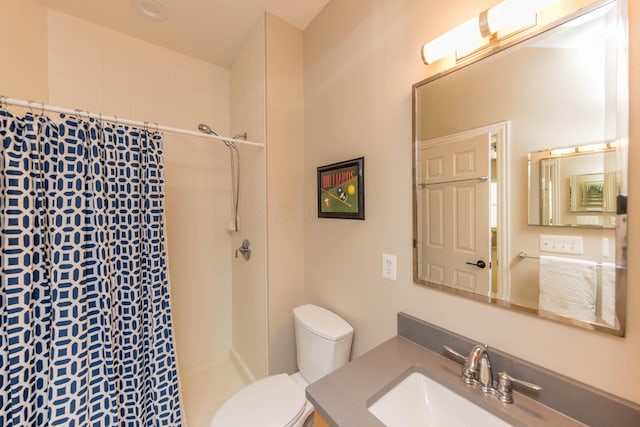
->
[549,142,613,157]
[487,0,561,34]
[422,17,484,64]
[577,142,609,152]
[421,0,562,64]
[549,146,577,156]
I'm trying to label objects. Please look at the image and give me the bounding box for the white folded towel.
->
[538,255,597,323]
[600,262,616,327]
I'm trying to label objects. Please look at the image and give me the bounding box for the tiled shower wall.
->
[47,9,235,378]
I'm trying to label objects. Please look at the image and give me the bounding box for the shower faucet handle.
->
[235,239,251,261]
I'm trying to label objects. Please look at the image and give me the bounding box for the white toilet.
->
[210,304,354,427]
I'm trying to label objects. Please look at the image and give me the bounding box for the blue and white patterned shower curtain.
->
[0,109,182,426]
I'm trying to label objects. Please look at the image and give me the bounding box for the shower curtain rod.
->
[1,96,264,148]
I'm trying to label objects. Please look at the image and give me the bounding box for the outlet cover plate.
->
[382,253,397,281]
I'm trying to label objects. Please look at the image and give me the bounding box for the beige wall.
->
[304,0,640,404]
[265,14,305,375]
[0,0,48,103]
[230,17,269,380]
[46,10,233,379]
[229,13,305,379]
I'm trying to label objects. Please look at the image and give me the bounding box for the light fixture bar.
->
[548,141,615,157]
[549,147,576,156]
[421,0,563,65]
[577,143,609,152]
[422,17,483,64]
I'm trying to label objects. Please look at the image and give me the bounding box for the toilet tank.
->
[293,304,354,384]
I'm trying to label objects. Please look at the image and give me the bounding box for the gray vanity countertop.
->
[306,336,584,427]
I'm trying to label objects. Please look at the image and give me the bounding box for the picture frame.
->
[317,157,365,220]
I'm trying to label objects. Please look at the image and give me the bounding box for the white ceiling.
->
[44,0,330,67]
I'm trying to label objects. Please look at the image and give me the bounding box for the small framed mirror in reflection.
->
[528,144,618,227]
[412,0,628,336]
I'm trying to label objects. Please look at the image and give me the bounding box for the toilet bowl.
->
[210,372,313,427]
[210,304,354,427]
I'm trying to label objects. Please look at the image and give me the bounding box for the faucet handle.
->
[235,239,252,261]
[497,371,542,403]
[443,345,467,363]
[443,345,476,384]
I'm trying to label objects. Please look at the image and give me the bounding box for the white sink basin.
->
[368,372,510,427]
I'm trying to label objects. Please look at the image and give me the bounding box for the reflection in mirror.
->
[412,0,628,335]
[528,145,617,227]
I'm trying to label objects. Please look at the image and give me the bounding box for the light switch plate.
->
[539,235,584,255]
[602,237,610,258]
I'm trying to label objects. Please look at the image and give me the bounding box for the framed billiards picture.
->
[317,157,364,220]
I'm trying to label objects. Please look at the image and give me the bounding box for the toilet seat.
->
[210,374,310,427]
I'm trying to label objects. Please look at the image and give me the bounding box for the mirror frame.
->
[412,0,628,336]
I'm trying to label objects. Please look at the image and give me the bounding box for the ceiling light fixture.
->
[421,0,561,65]
[133,0,168,22]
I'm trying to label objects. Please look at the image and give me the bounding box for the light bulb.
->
[422,17,483,64]
[550,147,576,156]
[487,0,561,35]
[577,143,608,152]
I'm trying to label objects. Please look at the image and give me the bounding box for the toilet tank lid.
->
[294,304,353,341]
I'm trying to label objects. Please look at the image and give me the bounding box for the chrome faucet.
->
[444,344,541,403]
[468,345,494,393]
[444,344,488,386]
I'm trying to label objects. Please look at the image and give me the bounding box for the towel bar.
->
[517,251,612,268]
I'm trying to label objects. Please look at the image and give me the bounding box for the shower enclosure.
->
[0,5,302,426]
[163,20,270,424]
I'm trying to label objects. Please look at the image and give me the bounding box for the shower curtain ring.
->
[154,122,159,133]
[28,100,35,114]
[39,102,45,117]
[0,95,7,110]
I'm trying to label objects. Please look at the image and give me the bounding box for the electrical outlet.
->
[382,253,397,281]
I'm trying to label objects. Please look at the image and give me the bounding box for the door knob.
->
[465,260,486,269]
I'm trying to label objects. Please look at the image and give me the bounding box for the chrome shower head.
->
[197,123,221,136]
[198,123,236,149]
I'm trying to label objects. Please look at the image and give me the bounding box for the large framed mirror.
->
[412,0,628,335]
